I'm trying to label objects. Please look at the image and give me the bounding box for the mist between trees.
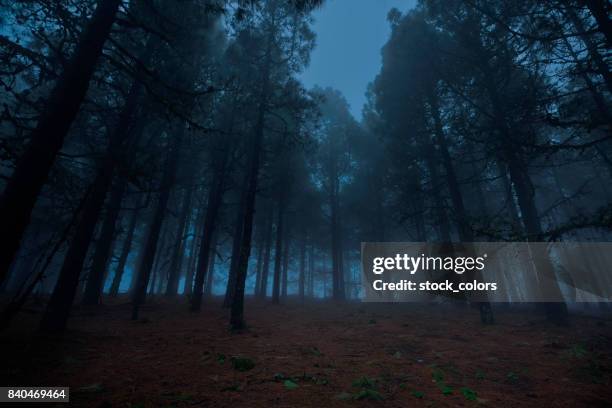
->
[0,0,610,333]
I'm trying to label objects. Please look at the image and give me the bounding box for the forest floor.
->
[1,298,612,407]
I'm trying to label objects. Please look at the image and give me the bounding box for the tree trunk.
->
[330,178,345,301]
[222,186,246,309]
[191,164,227,310]
[483,65,568,325]
[299,231,306,301]
[109,204,140,297]
[281,224,290,298]
[272,192,286,305]
[228,26,276,329]
[258,205,274,298]
[153,218,173,294]
[82,177,127,305]
[131,127,184,320]
[184,205,204,297]
[308,243,314,297]
[421,139,452,242]
[0,0,121,285]
[254,233,264,298]
[204,231,218,297]
[427,88,494,324]
[166,186,193,296]
[39,165,115,332]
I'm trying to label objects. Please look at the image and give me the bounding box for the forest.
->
[0,0,611,406]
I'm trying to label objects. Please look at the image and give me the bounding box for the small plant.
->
[353,389,383,400]
[567,344,588,359]
[352,376,376,388]
[231,356,255,372]
[460,387,477,401]
[475,370,486,380]
[284,380,299,390]
[216,353,226,365]
[350,375,383,400]
[309,346,322,356]
[506,371,519,383]
[432,368,445,383]
[411,390,424,399]
[314,377,329,385]
[441,385,453,396]
[174,393,194,402]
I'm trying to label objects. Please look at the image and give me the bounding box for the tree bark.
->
[482,63,568,325]
[166,186,193,296]
[204,231,218,297]
[281,224,290,298]
[82,177,127,305]
[109,204,140,297]
[191,158,228,310]
[272,191,286,305]
[228,23,277,328]
[39,164,115,332]
[299,231,306,301]
[184,205,204,297]
[131,127,184,320]
[258,204,274,298]
[0,0,121,285]
[254,232,264,298]
[427,88,494,324]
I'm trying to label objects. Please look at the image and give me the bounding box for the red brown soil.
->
[1,298,612,407]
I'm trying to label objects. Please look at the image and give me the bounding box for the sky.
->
[300,0,417,120]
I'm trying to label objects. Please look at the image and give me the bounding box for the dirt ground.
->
[1,298,612,407]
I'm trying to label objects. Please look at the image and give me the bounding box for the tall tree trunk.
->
[254,233,264,298]
[153,219,173,294]
[427,89,494,325]
[166,186,194,296]
[299,231,306,302]
[191,161,228,310]
[82,177,127,305]
[39,164,115,332]
[229,26,276,329]
[131,127,184,320]
[427,90,473,242]
[222,188,246,308]
[258,205,274,298]
[330,178,345,301]
[281,225,290,298]
[40,91,143,331]
[272,192,286,305]
[308,242,314,297]
[483,65,568,325]
[421,140,452,242]
[184,205,204,297]
[204,231,218,297]
[109,204,140,297]
[0,0,121,284]
[496,161,522,234]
